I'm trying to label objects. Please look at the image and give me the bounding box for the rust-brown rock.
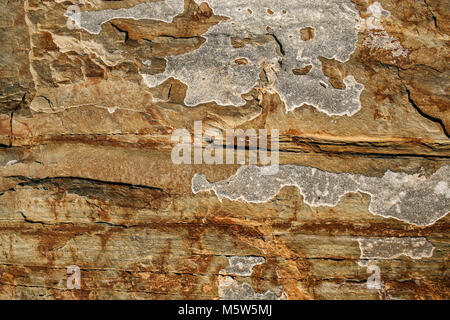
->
[0,0,449,300]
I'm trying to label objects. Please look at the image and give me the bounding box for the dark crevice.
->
[405,87,449,139]
[110,22,130,42]
[20,212,74,226]
[6,175,166,193]
[94,221,131,229]
[153,34,205,40]
[9,111,13,147]
[384,62,448,140]
[20,212,47,225]
[167,84,172,100]
[204,142,450,159]
[281,147,450,159]
[424,0,439,29]
[37,95,53,109]
[431,14,438,28]
[266,33,285,56]
[261,67,270,83]
[305,257,346,261]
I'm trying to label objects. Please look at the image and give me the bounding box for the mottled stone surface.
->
[357,237,435,259]
[0,0,449,300]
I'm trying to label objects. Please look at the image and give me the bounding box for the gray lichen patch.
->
[136,0,363,115]
[220,256,265,276]
[71,0,184,35]
[218,255,284,299]
[192,165,450,226]
[357,237,435,260]
[218,276,283,300]
[144,33,279,107]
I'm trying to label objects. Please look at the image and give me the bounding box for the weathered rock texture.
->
[0,0,449,300]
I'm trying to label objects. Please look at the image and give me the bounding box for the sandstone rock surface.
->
[0,0,449,299]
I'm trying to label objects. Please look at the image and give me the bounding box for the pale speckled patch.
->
[434,181,449,198]
[220,256,266,277]
[192,165,450,226]
[358,237,435,259]
[218,276,283,300]
[143,0,364,115]
[70,0,184,34]
[218,256,284,300]
[73,0,364,115]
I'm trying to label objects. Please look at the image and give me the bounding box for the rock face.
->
[0,0,449,300]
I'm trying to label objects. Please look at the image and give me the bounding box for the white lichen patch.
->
[218,256,284,300]
[220,256,265,277]
[192,165,450,226]
[74,0,364,115]
[357,237,435,259]
[71,0,184,34]
[143,34,281,107]
[145,0,364,115]
[218,276,283,300]
[358,2,409,59]
[434,181,450,198]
